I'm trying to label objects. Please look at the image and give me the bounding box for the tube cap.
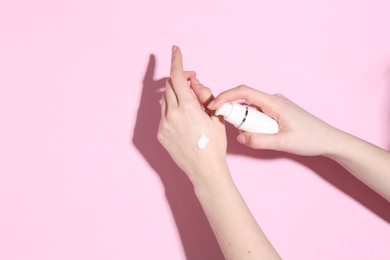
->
[215,103,247,128]
[215,103,233,117]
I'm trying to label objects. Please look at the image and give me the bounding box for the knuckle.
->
[157,119,167,132]
[200,87,212,97]
[182,102,196,113]
[237,84,248,92]
[157,123,166,142]
[272,93,292,107]
[202,86,211,93]
[273,93,285,99]
[157,131,164,144]
[166,110,179,122]
[170,69,182,79]
[185,71,196,77]
[246,135,257,148]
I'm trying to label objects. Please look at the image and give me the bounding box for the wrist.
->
[191,160,232,198]
[321,127,355,160]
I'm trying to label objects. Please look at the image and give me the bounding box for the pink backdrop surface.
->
[1,0,390,259]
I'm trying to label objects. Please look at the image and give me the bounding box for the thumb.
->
[237,132,280,150]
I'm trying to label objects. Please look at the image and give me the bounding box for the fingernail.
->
[237,135,246,144]
[207,100,215,109]
[172,45,178,53]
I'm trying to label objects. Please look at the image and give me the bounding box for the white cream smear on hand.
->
[197,134,210,150]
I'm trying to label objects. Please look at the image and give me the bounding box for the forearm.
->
[324,129,390,201]
[193,162,281,260]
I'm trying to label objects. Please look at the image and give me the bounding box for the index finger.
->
[208,85,276,115]
[170,46,196,102]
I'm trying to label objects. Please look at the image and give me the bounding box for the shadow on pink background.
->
[133,54,390,259]
[133,55,224,259]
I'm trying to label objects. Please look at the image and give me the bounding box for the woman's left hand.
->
[157,46,227,185]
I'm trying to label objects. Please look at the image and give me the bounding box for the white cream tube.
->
[215,103,279,134]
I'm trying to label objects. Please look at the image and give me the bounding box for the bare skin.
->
[158,46,281,259]
[158,46,390,259]
[208,86,390,202]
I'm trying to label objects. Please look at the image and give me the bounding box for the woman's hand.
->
[208,85,339,156]
[157,46,227,185]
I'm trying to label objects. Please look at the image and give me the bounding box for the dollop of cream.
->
[197,134,210,150]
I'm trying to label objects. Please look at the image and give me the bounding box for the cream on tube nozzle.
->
[215,103,279,134]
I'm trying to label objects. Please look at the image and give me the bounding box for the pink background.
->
[1,0,390,259]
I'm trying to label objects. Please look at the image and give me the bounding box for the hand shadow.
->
[132,54,224,259]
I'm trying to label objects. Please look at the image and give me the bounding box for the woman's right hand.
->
[208,85,341,157]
